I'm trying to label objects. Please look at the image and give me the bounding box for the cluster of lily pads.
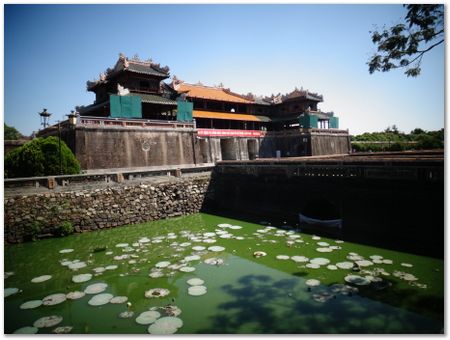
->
[5,219,429,334]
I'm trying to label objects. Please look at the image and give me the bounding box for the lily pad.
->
[88,293,113,306]
[110,296,128,304]
[305,279,321,287]
[148,316,183,335]
[5,287,19,297]
[20,300,43,309]
[291,256,309,263]
[179,266,195,272]
[344,274,371,286]
[316,247,333,253]
[66,291,85,300]
[31,275,52,283]
[253,251,267,258]
[42,293,66,306]
[119,311,134,319]
[145,288,170,298]
[204,258,224,266]
[188,285,207,296]
[72,273,92,283]
[136,311,161,325]
[68,262,87,270]
[310,258,330,266]
[52,326,73,334]
[155,261,171,268]
[59,249,74,254]
[187,278,205,286]
[33,315,63,328]
[336,261,354,270]
[84,283,108,294]
[13,326,38,334]
[276,255,290,260]
[208,246,225,252]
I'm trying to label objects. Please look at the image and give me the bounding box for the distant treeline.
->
[351,126,444,152]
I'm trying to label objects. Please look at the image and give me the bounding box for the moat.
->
[4,213,444,334]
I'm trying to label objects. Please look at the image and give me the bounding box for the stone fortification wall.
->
[74,126,200,170]
[4,174,210,244]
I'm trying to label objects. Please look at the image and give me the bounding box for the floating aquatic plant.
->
[5,287,19,297]
[155,261,171,268]
[13,326,38,334]
[88,293,113,306]
[52,326,73,334]
[291,256,309,263]
[20,300,43,309]
[179,266,195,272]
[344,275,371,286]
[253,251,267,258]
[119,311,134,319]
[208,246,225,252]
[187,278,205,286]
[335,261,354,269]
[188,285,207,296]
[59,249,74,254]
[33,315,63,328]
[305,279,321,287]
[276,255,290,260]
[42,294,66,306]
[147,316,183,335]
[310,258,330,266]
[135,311,161,325]
[66,291,85,300]
[110,296,128,304]
[72,273,92,283]
[31,275,52,283]
[145,288,170,298]
[203,258,224,266]
[84,283,108,294]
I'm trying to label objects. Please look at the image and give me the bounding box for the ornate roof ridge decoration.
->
[86,53,170,90]
[282,87,323,102]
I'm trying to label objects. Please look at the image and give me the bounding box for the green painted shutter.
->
[110,95,142,118]
[299,115,318,128]
[110,95,122,117]
[176,101,193,122]
[329,116,339,129]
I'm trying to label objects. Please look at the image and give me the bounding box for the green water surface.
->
[4,213,444,334]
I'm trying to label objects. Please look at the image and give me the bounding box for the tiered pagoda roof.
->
[87,54,170,90]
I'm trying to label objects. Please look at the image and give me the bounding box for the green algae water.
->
[4,213,444,334]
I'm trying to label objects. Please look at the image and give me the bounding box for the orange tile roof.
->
[193,110,271,122]
[175,83,254,104]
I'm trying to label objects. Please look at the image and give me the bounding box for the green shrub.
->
[24,221,42,241]
[56,221,74,237]
[4,136,81,178]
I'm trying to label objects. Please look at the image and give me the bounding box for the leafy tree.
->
[4,123,23,140]
[411,128,425,135]
[5,136,81,178]
[368,4,444,77]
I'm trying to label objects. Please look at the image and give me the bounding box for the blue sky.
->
[4,4,445,136]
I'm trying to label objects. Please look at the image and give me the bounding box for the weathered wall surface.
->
[4,174,210,244]
[311,133,351,156]
[200,131,350,162]
[4,140,30,156]
[74,127,200,170]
